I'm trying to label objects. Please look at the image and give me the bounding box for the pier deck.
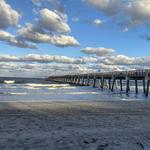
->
[48,69,150,96]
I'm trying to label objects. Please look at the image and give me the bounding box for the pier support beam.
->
[93,76,97,88]
[105,80,109,89]
[135,80,138,94]
[111,76,116,92]
[100,77,104,89]
[120,79,123,91]
[143,80,146,94]
[81,76,85,86]
[73,77,76,84]
[87,76,90,86]
[145,71,150,97]
[108,79,111,90]
[77,76,80,85]
[146,80,150,97]
[126,77,130,94]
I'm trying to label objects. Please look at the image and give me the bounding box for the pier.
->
[48,69,150,97]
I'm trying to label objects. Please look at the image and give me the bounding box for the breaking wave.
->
[25,83,70,88]
[4,80,15,84]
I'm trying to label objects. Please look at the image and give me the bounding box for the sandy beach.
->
[0,101,150,150]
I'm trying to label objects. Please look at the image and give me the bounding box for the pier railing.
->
[47,69,150,96]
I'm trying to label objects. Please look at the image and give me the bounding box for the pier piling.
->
[49,69,150,97]
[93,76,96,88]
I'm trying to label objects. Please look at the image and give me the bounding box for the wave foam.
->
[26,83,70,87]
[4,80,15,84]
[10,92,27,95]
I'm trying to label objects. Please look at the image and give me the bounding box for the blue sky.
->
[0,0,150,77]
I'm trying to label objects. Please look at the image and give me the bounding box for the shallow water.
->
[0,77,149,102]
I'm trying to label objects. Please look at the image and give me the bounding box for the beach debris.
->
[83,140,90,144]
[97,143,108,150]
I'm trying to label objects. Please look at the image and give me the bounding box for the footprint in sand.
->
[136,142,144,150]
[97,144,108,150]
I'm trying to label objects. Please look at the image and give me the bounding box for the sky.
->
[0,0,150,77]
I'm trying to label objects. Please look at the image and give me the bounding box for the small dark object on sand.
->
[97,144,108,150]
[83,140,90,144]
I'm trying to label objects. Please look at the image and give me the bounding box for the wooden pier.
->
[47,69,150,97]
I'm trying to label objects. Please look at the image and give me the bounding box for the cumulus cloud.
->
[85,0,150,29]
[49,35,79,47]
[87,0,122,16]
[0,30,15,42]
[0,1,79,48]
[0,62,97,77]
[18,23,79,47]
[0,54,99,66]
[22,54,84,64]
[16,8,79,47]
[0,0,20,29]
[0,54,84,64]
[0,30,37,49]
[82,47,115,56]
[81,57,98,63]
[102,54,135,65]
[102,54,150,66]
[39,8,70,33]
[99,63,127,71]
[125,0,150,26]
[0,52,150,77]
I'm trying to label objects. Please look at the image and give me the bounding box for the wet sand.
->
[0,101,150,150]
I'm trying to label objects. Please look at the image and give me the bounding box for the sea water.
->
[0,77,149,102]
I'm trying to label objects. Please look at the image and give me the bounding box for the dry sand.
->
[0,101,150,150]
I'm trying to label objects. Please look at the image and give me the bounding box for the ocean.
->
[0,77,149,102]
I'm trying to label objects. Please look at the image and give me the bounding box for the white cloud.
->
[49,35,79,47]
[0,30,15,42]
[0,1,79,48]
[82,47,115,56]
[93,19,103,26]
[99,63,126,72]
[18,23,79,47]
[0,54,100,66]
[125,0,150,26]
[39,8,70,33]
[86,0,150,28]
[102,54,150,66]
[0,62,97,77]
[87,0,121,16]
[0,53,150,77]
[0,0,20,29]
[0,54,84,64]
[0,30,37,49]
[17,8,80,47]
[103,55,135,65]
[81,57,98,63]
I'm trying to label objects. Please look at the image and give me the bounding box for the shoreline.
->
[0,101,150,150]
